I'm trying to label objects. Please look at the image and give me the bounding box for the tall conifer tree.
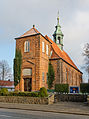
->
[14,49,22,86]
[47,62,55,89]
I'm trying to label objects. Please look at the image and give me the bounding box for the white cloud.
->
[75,11,89,27]
[78,0,89,7]
[63,11,89,75]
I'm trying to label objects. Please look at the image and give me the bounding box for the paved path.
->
[0,102,89,116]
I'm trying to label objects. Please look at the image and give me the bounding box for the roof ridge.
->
[16,27,40,39]
[33,27,39,33]
[45,35,80,71]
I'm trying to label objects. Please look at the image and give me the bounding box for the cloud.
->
[63,10,89,78]
[78,0,89,7]
[75,11,89,27]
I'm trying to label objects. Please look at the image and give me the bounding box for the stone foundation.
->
[0,95,54,105]
[55,94,87,102]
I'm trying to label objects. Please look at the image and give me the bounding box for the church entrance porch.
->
[24,78,32,91]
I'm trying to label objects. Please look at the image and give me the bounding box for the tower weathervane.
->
[57,11,59,24]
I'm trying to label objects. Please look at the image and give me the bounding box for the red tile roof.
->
[19,27,40,38]
[0,80,14,87]
[15,26,52,44]
[45,35,80,71]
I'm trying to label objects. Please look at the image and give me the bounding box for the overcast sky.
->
[0,0,89,82]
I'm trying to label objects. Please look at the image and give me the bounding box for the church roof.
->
[45,35,81,72]
[16,25,40,39]
[15,26,51,43]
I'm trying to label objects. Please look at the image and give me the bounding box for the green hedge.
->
[55,84,69,93]
[0,91,40,97]
[0,88,8,94]
[0,87,48,97]
[80,83,89,94]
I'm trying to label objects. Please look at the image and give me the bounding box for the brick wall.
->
[50,58,82,88]
[15,34,51,91]
[39,35,51,89]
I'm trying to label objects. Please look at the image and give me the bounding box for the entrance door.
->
[24,78,32,91]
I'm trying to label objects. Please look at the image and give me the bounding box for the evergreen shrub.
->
[0,88,8,96]
[39,87,48,97]
[55,84,69,93]
[80,83,89,94]
[47,62,55,89]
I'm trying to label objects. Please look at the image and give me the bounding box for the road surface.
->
[0,108,89,119]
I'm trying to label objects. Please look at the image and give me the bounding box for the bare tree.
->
[0,60,12,80]
[83,43,89,81]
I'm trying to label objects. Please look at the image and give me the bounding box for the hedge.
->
[55,84,69,93]
[80,83,89,94]
[0,88,8,94]
[0,92,40,97]
[0,87,48,97]
[40,87,48,97]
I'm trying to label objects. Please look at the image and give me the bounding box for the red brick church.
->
[15,15,82,92]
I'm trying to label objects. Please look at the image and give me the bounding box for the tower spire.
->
[57,11,59,25]
[53,12,64,50]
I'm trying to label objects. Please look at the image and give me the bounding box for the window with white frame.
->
[42,41,45,53]
[46,44,48,55]
[24,41,30,52]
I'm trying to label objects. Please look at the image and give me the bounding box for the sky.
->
[0,0,89,82]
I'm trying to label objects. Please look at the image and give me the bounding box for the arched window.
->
[58,37,60,44]
[66,68,68,83]
[42,41,45,53]
[24,41,30,52]
[68,69,70,83]
[46,44,48,55]
[76,73,77,85]
[72,71,73,85]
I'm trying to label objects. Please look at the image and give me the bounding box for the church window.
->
[65,68,67,80]
[50,51,52,56]
[42,41,45,53]
[68,69,70,83]
[76,74,77,85]
[66,72,67,81]
[61,46,63,51]
[65,68,68,83]
[46,44,48,55]
[42,72,45,81]
[24,41,29,52]
[72,71,73,85]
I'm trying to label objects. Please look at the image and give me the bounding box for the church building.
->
[15,15,82,92]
